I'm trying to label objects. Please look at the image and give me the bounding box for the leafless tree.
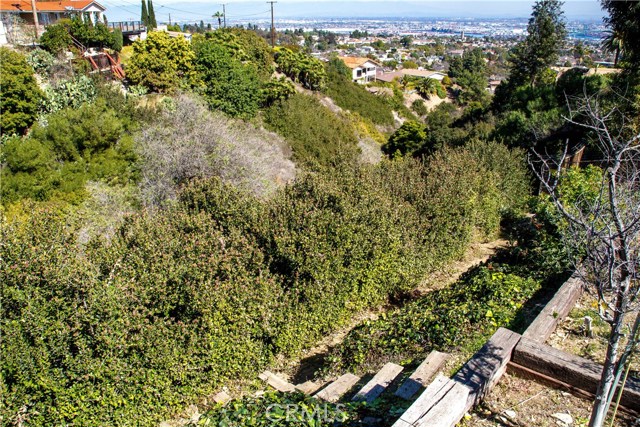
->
[529,92,639,427]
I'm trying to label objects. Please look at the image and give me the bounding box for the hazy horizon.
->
[102,0,606,24]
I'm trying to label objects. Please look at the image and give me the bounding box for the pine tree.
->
[141,0,148,27]
[147,0,157,29]
[510,0,567,87]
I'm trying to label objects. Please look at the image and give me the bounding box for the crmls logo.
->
[265,403,349,423]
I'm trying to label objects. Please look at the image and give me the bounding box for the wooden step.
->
[295,380,323,395]
[259,370,296,393]
[352,362,404,404]
[392,374,470,427]
[395,351,448,400]
[314,373,360,403]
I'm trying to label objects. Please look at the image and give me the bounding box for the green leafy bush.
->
[382,121,426,157]
[41,76,97,114]
[275,48,326,90]
[0,48,43,136]
[323,60,394,126]
[39,23,73,54]
[111,28,123,52]
[411,99,428,116]
[127,31,196,93]
[26,49,55,75]
[193,39,261,118]
[1,100,136,205]
[200,29,274,80]
[332,264,542,370]
[263,93,359,168]
[260,76,296,107]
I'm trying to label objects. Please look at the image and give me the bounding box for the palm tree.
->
[416,78,441,99]
[213,11,223,29]
[601,30,623,67]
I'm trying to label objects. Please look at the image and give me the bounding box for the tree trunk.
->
[589,314,623,427]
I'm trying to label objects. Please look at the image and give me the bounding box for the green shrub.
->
[193,39,261,118]
[411,99,428,116]
[1,101,136,205]
[332,264,542,370]
[26,49,55,75]
[200,29,273,80]
[41,75,97,114]
[263,93,359,168]
[275,48,326,90]
[111,28,123,52]
[127,31,196,93]
[39,23,73,54]
[324,61,394,126]
[382,121,426,157]
[260,76,296,107]
[0,48,43,136]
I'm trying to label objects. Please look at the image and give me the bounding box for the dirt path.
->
[274,238,508,384]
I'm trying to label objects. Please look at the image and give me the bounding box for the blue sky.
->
[101,0,606,24]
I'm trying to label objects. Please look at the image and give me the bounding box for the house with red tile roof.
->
[0,0,106,26]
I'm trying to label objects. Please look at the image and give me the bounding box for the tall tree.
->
[147,0,157,29]
[510,0,567,87]
[601,0,640,69]
[213,11,223,29]
[141,0,148,27]
[601,29,623,67]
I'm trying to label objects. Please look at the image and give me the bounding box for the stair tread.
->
[259,370,296,393]
[352,362,404,403]
[295,380,323,395]
[395,351,449,400]
[314,373,360,402]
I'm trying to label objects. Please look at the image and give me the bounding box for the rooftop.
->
[0,0,104,13]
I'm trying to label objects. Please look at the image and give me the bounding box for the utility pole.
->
[221,3,226,28]
[169,13,171,26]
[30,0,39,38]
[267,1,276,47]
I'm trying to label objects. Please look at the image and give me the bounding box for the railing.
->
[107,21,146,33]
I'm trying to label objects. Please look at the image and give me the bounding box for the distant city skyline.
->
[102,0,606,24]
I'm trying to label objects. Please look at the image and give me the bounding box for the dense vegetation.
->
[2,142,528,424]
[2,1,638,424]
[330,197,571,372]
[263,93,359,168]
[323,58,395,127]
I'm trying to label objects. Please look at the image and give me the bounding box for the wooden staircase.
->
[256,350,449,425]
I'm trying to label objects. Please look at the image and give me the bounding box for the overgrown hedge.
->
[1,144,530,426]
